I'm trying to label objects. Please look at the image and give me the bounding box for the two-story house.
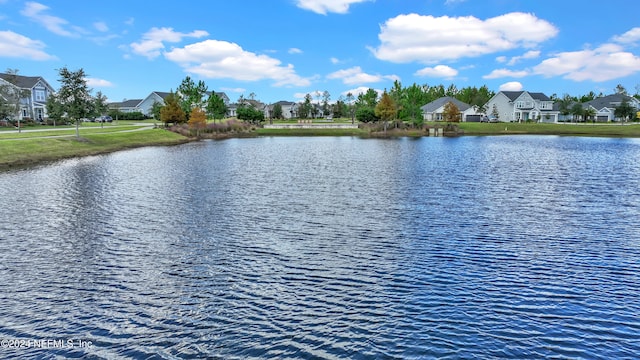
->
[0,72,56,122]
[485,91,559,123]
[265,101,298,119]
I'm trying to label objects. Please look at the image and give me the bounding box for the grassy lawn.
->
[457,122,640,137]
[0,128,187,168]
[0,125,149,139]
[256,127,366,136]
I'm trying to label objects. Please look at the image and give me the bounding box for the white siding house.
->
[585,94,640,122]
[0,73,56,122]
[485,91,558,123]
[137,91,172,117]
[421,97,480,122]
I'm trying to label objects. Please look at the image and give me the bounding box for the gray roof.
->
[585,94,638,110]
[153,91,172,99]
[421,97,471,113]
[0,73,53,91]
[111,99,143,108]
[501,91,551,102]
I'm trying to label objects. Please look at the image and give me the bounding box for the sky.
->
[1,0,640,104]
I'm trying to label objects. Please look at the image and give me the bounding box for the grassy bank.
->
[256,127,366,137]
[0,128,188,168]
[458,122,640,137]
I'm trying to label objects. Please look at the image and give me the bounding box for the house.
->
[421,96,480,122]
[484,91,558,123]
[137,90,232,117]
[0,72,56,122]
[137,91,172,116]
[265,101,298,119]
[109,99,143,113]
[584,94,640,122]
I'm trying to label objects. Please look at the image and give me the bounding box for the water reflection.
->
[0,136,639,359]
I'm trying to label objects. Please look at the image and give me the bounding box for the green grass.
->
[0,128,188,168]
[0,125,149,139]
[457,122,640,137]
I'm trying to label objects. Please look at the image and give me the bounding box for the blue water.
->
[1,135,639,359]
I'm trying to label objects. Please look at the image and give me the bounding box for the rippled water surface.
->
[1,135,640,359]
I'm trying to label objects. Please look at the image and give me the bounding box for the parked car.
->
[95,115,113,122]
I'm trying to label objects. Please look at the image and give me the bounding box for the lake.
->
[1,135,639,359]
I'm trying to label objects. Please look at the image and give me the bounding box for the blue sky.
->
[2,0,640,104]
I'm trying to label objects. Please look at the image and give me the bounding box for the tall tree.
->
[346,92,355,124]
[322,90,331,117]
[442,101,461,122]
[56,67,93,137]
[93,91,108,128]
[45,93,65,126]
[299,93,313,119]
[375,90,397,132]
[614,98,635,122]
[150,100,163,121]
[272,103,283,120]
[160,92,186,126]
[570,103,584,122]
[205,92,227,122]
[615,84,628,95]
[188,107,207,136]
[177,76,208,119]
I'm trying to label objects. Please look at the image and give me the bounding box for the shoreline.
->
[1,123,639,169]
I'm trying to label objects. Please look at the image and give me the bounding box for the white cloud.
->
[86,78,114,88]
[0,30,56,60]
[21,1,79,37]
[533,44,640,82]
[221,87,246,94]
[341,86,383,98]
[295,0,372,15]
[289,48,303,54]
[94,21,109,32]
[444,0,466,4]
[507,50,540,65]
[499,81,523,91]
[327,66,398,85]
[483,68,529,79]
[496,56,507,63]
[612,27,640,44]
[164,39,311,87]
[415,65,458,78]
[371,12,558,63]
[130,27,209,59]
[330,57,341,64]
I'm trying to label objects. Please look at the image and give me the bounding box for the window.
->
[35,90,45,102]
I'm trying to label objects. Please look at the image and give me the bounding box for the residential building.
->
[421,96,480,122]
[137,91,172,116]
[0,72,56,122]
[109,99,143,113]
[265,101,298,119]
[484,91,558,123]
[584,94,640,122]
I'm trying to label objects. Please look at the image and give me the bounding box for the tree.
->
[160,92,186,126]
[177,76,208,119]
[346,92,355,124]
[615,84,628,95]
[571,103,584,122]
[491,104,500,121]
[188,107,207,136]
[272,103,283,120]
[93,91,108,128]
[614,98,634,122]
[298,94,313,119]
[557,94,574,121]
[583,106,596,124]
[322,90,331,117]
[45,93,65,126]
[375,91,397,132]
[150,100,163,121]
[442,101,461,122]
[56,67,93,137]
[236,104,264,124]
[205,92,227,122]
[0,69,31,132]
